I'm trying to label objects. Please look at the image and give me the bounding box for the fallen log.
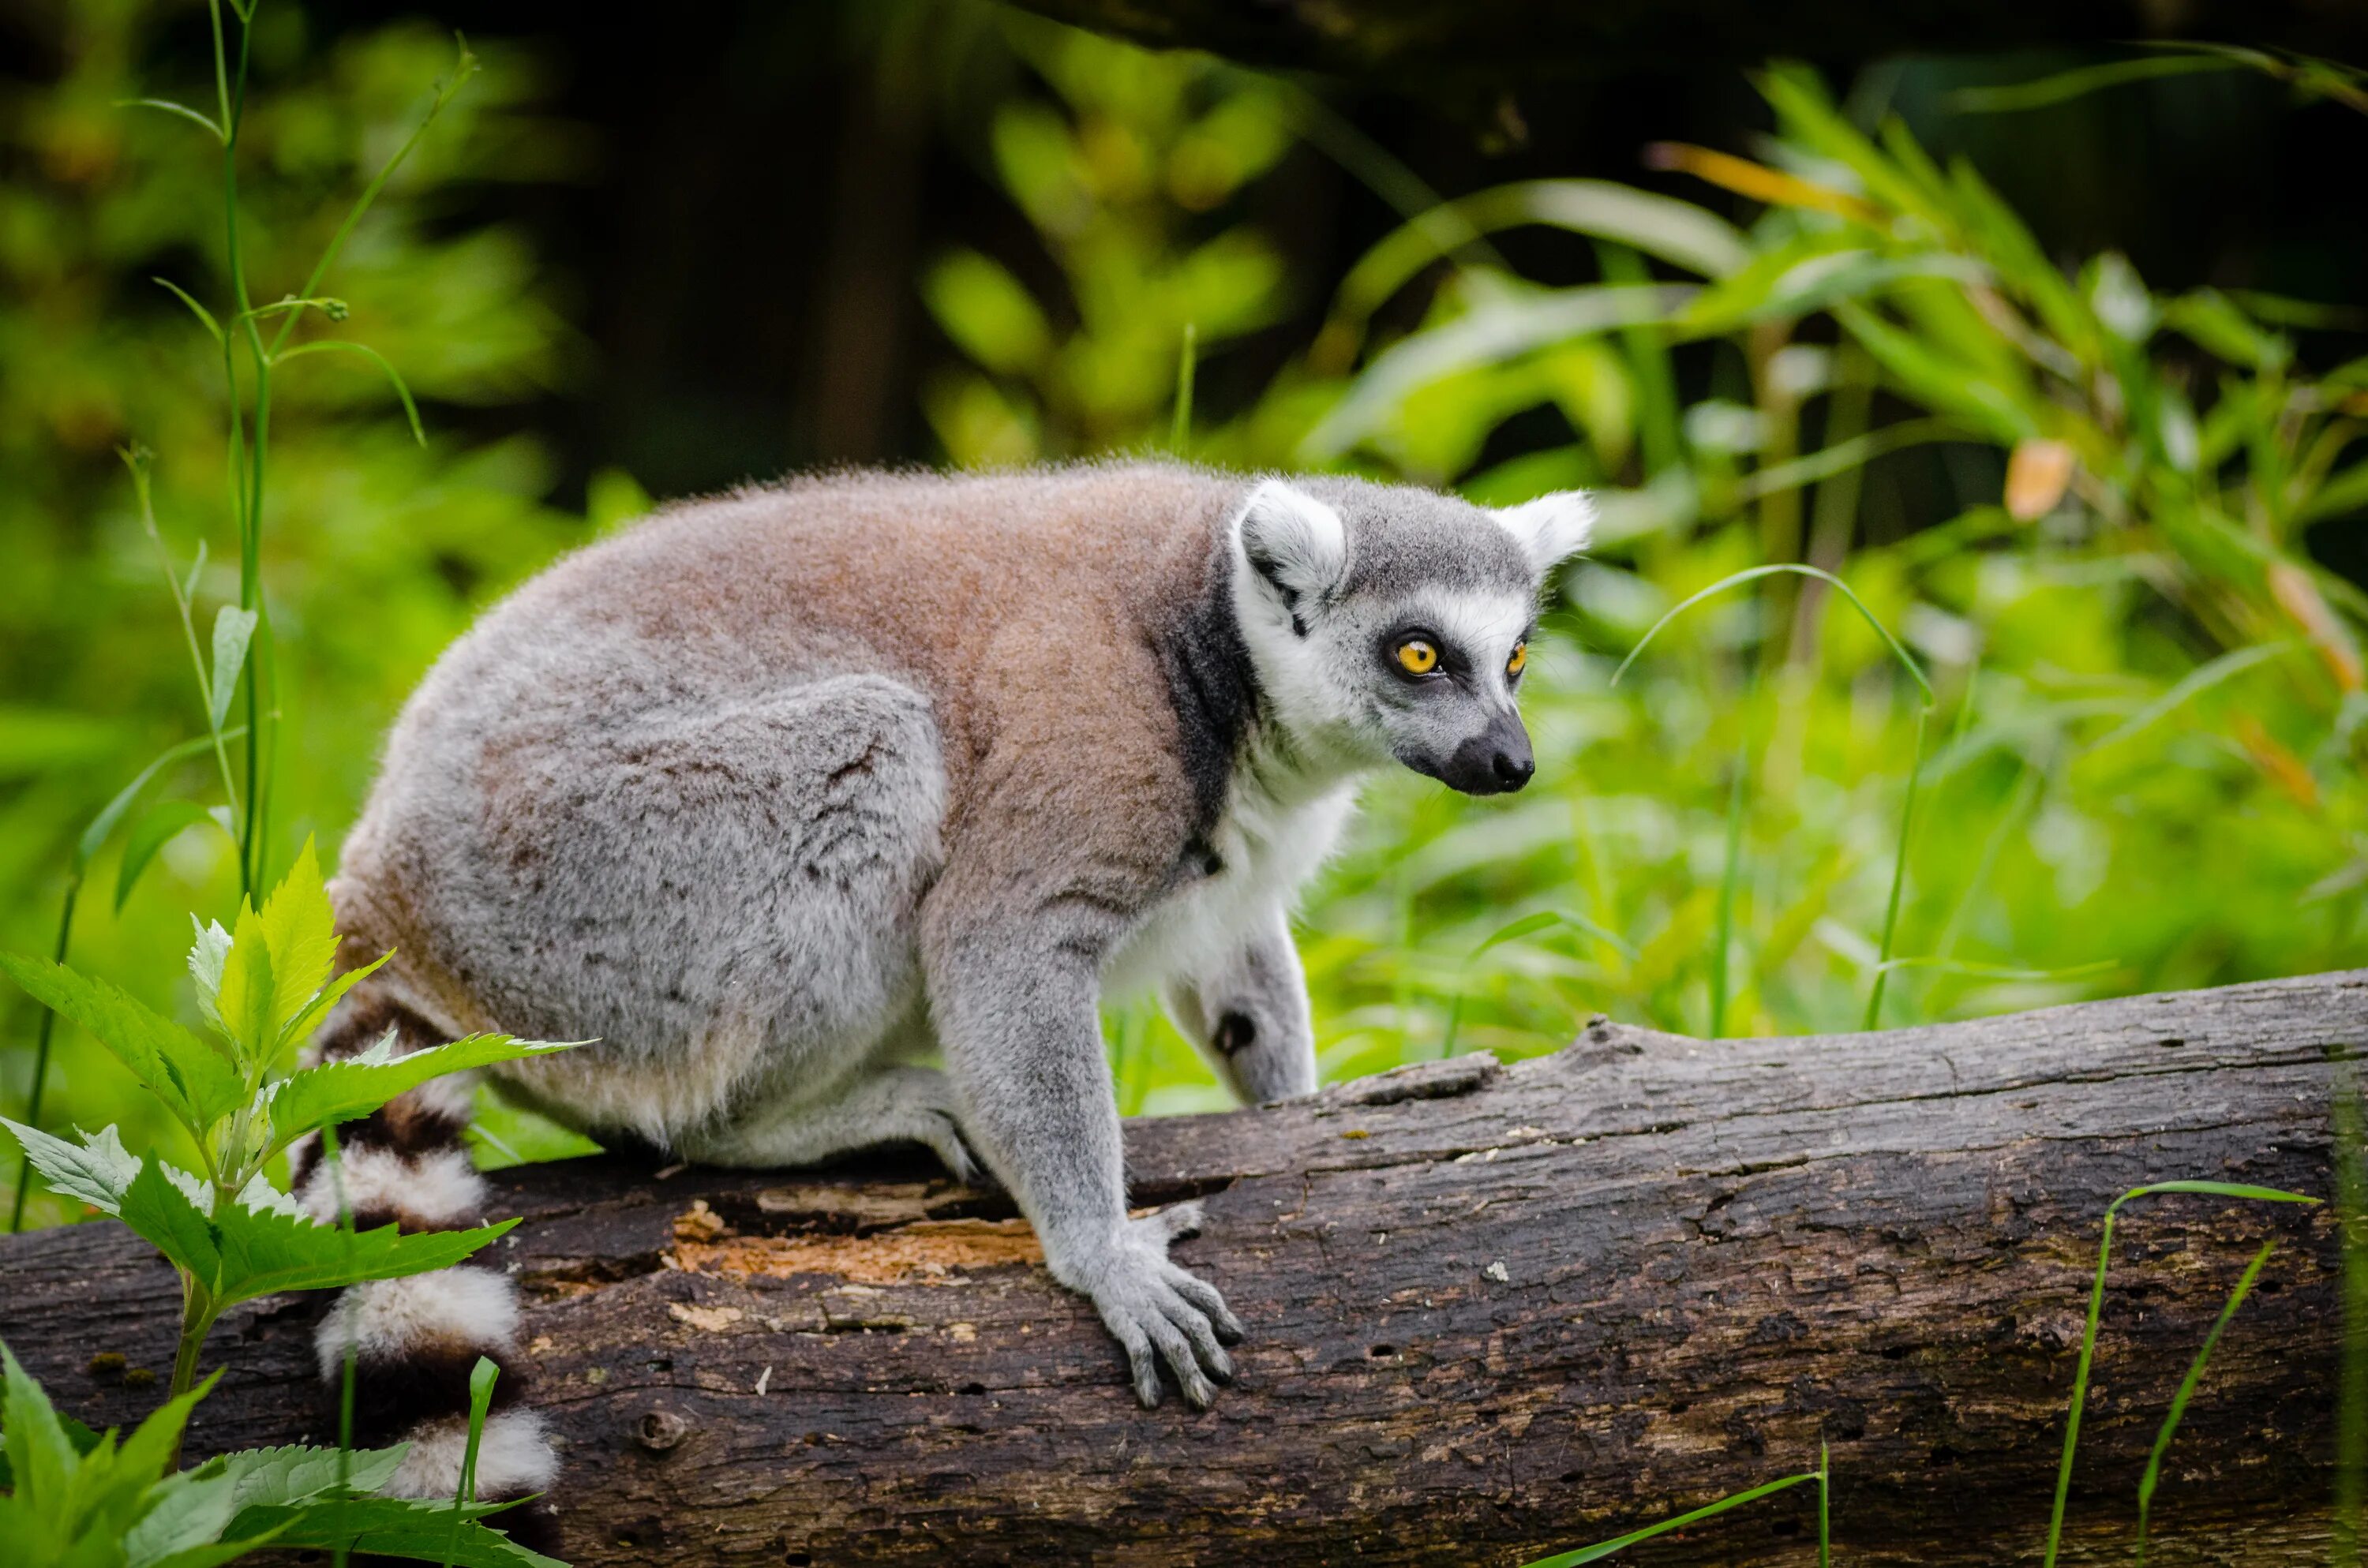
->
[3,971,2362,1566]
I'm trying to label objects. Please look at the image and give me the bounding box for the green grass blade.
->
[2087,641,2296,755]
[2045,1181,2320,1566]
[441,1356,500,1568]
[1609,563,1934,705]
[152,277,225,342]
[1519,1470,1822,1566]
[1710,748,1746,1038]
[2134,1238,2276,1562]
[114,95,227,141]
[2337,1069,2368,1568]
[1861,705,1928,1031]
[272,341,425,444]
[1873,956,2118,982]
[1947,54,2244,114]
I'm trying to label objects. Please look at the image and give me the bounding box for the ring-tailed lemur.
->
[290,462,1590,1539]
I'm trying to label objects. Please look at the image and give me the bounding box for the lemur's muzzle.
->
[1433,712,1534,796]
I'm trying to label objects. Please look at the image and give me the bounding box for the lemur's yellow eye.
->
[1395,638,1439,675]
[1506,641,1527,677]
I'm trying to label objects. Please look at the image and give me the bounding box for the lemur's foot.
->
[1085,1202,1243,1409]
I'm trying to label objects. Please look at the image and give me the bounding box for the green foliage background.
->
[5,2,2366,1222]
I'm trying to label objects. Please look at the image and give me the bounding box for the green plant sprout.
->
[0,841,570,1423]
[8,4,479,1233]
[0,1338,553,1567]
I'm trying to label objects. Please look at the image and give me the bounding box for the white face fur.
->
[1227,477,1593,795]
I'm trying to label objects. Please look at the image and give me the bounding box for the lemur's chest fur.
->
[1103,750,1359,999]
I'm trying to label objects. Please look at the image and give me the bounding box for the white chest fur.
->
[1102,766,1360,999]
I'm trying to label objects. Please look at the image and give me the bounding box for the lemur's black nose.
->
[1493,750,1534,791]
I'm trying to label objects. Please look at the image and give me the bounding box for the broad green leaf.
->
[118,1159,515,1306]
[228,1495,565,1568]
[212,901,277,1060]
[118,1382,236,1566]
[1,1339,77,1517]
[269,1034,574,1150]
[257,839,339,1044]
[118,799,227,914]
[207,608,257,732]
[1302,283,1688,460]
[0,952,241,1133]
[0,1120,139,1213]
[219,1443,408,1510]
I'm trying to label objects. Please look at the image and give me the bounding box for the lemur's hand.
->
[1077,1201,1244,1408]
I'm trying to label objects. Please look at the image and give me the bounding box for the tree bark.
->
[1000,0,2368,94]
[3,971,2362,1566]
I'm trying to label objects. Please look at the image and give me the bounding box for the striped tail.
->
[288,990,561,1555]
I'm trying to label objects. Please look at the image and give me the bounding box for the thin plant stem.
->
[325,1120,358,1568]
[1861,705,1929,1031]
[1709,745,1746,1039]
[6,881,81,1233]
[1816,1440,1830,1568]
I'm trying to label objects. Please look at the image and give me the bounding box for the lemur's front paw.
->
[1082,1230,1245,1410]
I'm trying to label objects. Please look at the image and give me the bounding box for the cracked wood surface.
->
[2,970,2362,1565]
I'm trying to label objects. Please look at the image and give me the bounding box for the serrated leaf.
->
[227,1495,565,1568]
[213,901,276,1061]
[257,838,338,1044]
[187,917,231,1020]
[207,607,258,732]
[275,949,394,1057]
[235,1173,309,1222]
[1,1339,77,1516]
[1,1120,139,1213]
[269,1034,575,1151]
[118,1158,515,1306]
[219,1442,408,1510]
[0,952,241,1134]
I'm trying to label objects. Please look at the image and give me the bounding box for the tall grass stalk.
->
[1611,563,1932,1037]
[2041,1181,2318,1568]
[2336,1068,2368,1568]
[2132,1238,2275,1564]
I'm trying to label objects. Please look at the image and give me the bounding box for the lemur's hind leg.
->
[676,1065,987,1186]
[287,993,560,1555]
[1163,901,1317,1105]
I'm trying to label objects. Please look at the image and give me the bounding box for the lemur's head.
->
[1227,475,1593,795]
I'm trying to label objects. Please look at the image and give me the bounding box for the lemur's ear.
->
[1495,490,1595,577]
[1235,480,1347,632]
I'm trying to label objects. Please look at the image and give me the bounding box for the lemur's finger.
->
[1160,1289,1233,1383]
[1163,1263,1246,1343]
[1106,1312,1163,1409]
[1141,1308,1216,1409]
[1135,1199,1205,1248]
